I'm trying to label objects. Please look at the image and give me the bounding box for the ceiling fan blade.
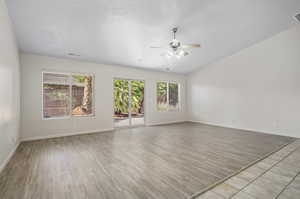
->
[150,46,163,48]
[181,44,201,48]
[150,44,171,49]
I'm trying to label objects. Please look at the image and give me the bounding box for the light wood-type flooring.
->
[0,122,295,199]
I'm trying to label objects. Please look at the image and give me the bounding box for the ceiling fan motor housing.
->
[170,40,181,50]
[170,27,180,50]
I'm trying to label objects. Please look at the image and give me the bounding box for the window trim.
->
[42,71,95,120]
[156,81,180,112]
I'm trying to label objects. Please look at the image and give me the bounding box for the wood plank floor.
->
[0,122,295,199]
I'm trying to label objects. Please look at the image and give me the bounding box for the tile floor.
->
[196,139,300,199]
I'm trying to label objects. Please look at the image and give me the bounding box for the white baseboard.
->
[188,120,298,138]
[0,142,20,174]
[147,120,187,126]
[20,122,184,142]
[21,128,114,142]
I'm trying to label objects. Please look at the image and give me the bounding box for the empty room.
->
[1,0,300,198]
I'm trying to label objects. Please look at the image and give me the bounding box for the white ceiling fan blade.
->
[150,44,170,49]
[150,46,163,48]
[181,44,201,49]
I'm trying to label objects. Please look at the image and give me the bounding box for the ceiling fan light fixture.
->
[154,27,200,60]
[164,51,173,59]
[174,49,188,59]
[175,52,183,59]
[178,49,185,56]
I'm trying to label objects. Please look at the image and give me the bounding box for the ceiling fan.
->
[151,27,201,59]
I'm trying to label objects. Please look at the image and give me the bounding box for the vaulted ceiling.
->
[6,0,300,73]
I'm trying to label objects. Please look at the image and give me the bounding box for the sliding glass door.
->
[113,79,145,127]
[113,79,130,127]
[130,80,145,126]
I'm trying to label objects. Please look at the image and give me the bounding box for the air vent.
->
[295,13,300,22]
[68,53,80,57]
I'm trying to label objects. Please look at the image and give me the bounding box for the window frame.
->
[156,81,180,112]
[42,71,95,120]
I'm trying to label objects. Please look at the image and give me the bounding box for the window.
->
[71,75,93,116]
[157,82,180,111]
[43,72,94,119]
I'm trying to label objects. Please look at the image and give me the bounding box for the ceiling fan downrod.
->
[172,27,178,39]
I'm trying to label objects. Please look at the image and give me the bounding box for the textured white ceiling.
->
[6,0,300,73]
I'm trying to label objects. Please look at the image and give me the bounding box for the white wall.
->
[188,25,300,138]
[0,0,20,170]
[20,53,187,140]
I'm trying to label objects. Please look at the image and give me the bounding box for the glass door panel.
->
[131,80,145,126]
[113,79,130,127]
